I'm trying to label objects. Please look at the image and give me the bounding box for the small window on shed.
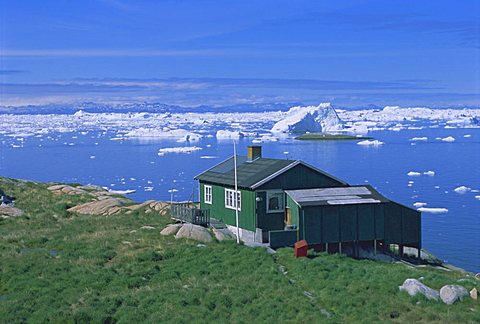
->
[267,191,284,213]
[204,185,212,204]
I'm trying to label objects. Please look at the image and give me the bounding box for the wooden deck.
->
[170,203,210,227]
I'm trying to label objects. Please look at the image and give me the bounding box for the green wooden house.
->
[195,146,348,242]
[195,146,421,258]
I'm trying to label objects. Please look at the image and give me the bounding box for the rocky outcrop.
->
[399,279,439,300]
[440,285,468,305]
[175,224,212,243]
[0,206,24,218]
[48,184,88,196]
[160,224,182,236]
[212,228,236,241]
[48,183,171,217]
[126,200,170,216]
[67,198,125,216]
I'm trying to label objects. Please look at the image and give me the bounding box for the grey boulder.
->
[160,224,182,236]
[175,224,212,243]
[212,228,236,241]
[399,279,439,300]
[440,285,468,305]
[0,206,24,218]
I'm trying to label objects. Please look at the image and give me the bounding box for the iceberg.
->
[357,140,384,146]
[108,189,136,195]
[407,171,421,177]
[423,171,435,176]
[439,136,455,142]
[417,207,448,214]
[216,130,245,139]
[413,202,427,208]
[270,103,344,134]
[158,146,202,156]
[454,186,471,194]
[410,137,428,141]
[124,128,202,142]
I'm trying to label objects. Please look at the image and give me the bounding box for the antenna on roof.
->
[233,140,240,244]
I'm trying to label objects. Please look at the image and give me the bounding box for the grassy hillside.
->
[0,177,478,323]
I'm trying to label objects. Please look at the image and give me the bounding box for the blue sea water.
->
[1,127,479,272]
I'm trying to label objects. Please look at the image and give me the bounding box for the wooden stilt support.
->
[339,242,342,254]
[399,245,404,258]
[326,243,329,254]
[374,240,377,255]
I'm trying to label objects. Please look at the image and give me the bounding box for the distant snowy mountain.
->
[0,102,299,115]
[270,103,344,134]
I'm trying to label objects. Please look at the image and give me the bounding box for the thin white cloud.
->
[0,48,225,58]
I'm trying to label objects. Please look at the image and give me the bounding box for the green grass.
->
[1,177,478,323]
[295,133,373,141]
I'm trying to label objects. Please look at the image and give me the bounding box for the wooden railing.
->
[170,203,210,227]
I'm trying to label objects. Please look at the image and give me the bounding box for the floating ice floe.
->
[417,207,448,214]
[423,171,435,176]
[215,130,244,140]
[125,128,202,142]
[413,202,427,208]
[439,136,455,142]
[454,186,471,194]
[475,195,480,200]
[410,137,428,141]
[407,171,422,177]
[108,189,136,195]
[200,156,218,159]
[270,103,344,134]
[357,140,384,146]
[251,135,279,143]
[90,155,96,159]
[158,146,202,156]
[463,134,471,138]
[144,187,154,192]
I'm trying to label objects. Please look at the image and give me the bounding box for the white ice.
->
[407,171,421,176]
[216,130,245,139]
[410,137,428,141]
[417,207,448,214]
[454,186,471,194]
[158,146,202,156]
[357,140,384,146]
[439,136,455,142]
[413,202,427,208]
[270,103,344,134]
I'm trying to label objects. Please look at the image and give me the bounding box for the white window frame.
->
[266,190,284,213]
[225,188,241,211]
[204,185,212,204]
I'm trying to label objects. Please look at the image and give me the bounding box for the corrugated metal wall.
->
[295,202,420,247]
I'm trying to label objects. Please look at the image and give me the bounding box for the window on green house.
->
[225,188,241,211]
[204,185,212,204]
[267,191,284,213]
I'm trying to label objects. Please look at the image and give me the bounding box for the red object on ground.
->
[294,240,308,257]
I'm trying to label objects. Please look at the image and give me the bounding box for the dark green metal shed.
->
[280,186,421,256]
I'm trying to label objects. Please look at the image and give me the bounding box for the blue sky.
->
[0,0,479,107]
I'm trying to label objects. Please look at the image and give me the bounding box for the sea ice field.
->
[0,105,479,272]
